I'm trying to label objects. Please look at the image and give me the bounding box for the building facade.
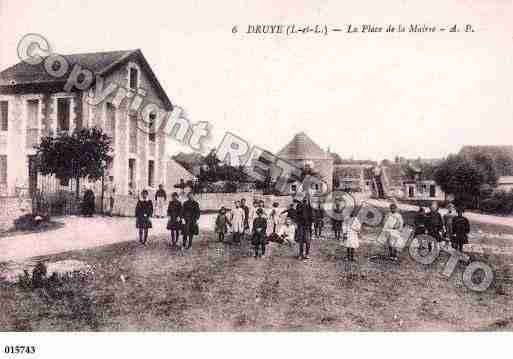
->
[0,49,173,198]
[277,132,334,195]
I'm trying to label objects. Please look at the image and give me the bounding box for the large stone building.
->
[0,49,176,198]
[277,132,334,194]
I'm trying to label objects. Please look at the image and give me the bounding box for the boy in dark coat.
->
[414,207,427,237]
[181,192,201,249]
[452,206,470,252]
[166,192,182,247]
[296,196,313,260]
[135,190,153,244]
[252,208,267,258]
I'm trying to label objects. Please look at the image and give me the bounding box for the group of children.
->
[134,189,201,248]
[214,199,287,258]
[214,196,363,261]
[413,202,470,252]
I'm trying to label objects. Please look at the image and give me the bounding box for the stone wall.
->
[0,196,32,232]
[110,192,294,217]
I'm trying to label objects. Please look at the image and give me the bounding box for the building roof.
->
[277,132,328,160]
[167,158,196,184]
[0,49,173,110]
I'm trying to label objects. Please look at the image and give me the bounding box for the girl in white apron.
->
[342,210,361,261]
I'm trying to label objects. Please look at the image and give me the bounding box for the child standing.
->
[166,192,182,247]
[230,200,245,243]
[451,205,470,252]
[215,207,231,242]
[278,217,296,246]
[135,190,153,245]
[342,210,361,261]
[313,202,325,238]
[331,199,344,241]
[252,208,268,258]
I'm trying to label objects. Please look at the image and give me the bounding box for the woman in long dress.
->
[230,200,245,243]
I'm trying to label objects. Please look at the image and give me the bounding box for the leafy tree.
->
[36,128,112,198]
[434,154,489,208]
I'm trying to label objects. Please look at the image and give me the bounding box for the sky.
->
[1,0,512,161]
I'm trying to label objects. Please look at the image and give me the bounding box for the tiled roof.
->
[278,132,328,160]
[0,50,135,85]
[0,49,173,110]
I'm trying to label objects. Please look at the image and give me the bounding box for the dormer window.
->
[129,67,138,90]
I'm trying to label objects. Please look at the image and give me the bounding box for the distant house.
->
[277,132,333,195]
[333,164,373,193]
[400,163,445,201]
[0,49,174,197]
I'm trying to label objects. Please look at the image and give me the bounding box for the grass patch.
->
[0,222,512,331]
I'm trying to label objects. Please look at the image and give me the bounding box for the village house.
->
[276,132,333,195]
[0,49,184,200]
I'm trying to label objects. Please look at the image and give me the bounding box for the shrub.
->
[13,213,50,231]
[480,190,513,215]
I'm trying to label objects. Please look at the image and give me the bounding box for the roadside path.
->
[365,199,513,228]
[0,215,215,263]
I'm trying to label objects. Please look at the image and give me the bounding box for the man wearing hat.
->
[295,193,314,260]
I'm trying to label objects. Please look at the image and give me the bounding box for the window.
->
[106,102,116,145]
[128,159,136,188]
[129,113,138,153]
[408,186,415,198]
[0,155,7,184]
[291,184,297,192]
[429,185,436,198]
[129,67,138,90]
[57,98,70,132]
[148,112,156,142]
[26,99,39,149]
[0,101,8,131]
[148,160,154,187]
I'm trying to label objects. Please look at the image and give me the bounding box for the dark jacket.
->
[427,211,443,237]
[167,200,182,227]
[135,200,153,228]
[181,199,200,236]
[452,216,470,244]
[182,199,200,223]
[242,205,250,228]
[155,189,167,201]
[252,216,267,245]
[296,201,313,227]
[414,212,427,236]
